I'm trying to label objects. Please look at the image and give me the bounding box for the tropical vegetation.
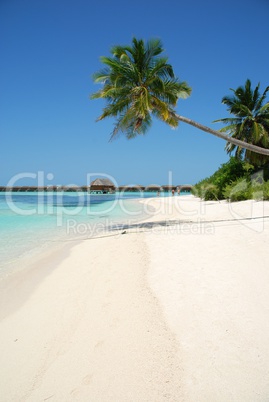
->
[91,37,269,156]
[91,37,191,140]
[191,157,269,201]
[192,80,269,202]
[214,79,269,167]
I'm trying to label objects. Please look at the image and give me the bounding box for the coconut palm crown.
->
[214,79,269,165]
[91,37,191,140]
[91,37,269,157]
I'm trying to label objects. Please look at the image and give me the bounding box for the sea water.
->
[0,192,149,273]
[0,191,188,275]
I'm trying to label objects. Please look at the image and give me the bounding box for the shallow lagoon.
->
[0,191,189,272]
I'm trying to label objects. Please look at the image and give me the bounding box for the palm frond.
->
[258,86,269,107]
[217,79,269,165]
[90,37,191,139]
[213,117,241,125]
[92,68,111,84]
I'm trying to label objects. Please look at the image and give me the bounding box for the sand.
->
[0,196,269,401]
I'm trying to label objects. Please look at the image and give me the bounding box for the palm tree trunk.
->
[174,113,269,156]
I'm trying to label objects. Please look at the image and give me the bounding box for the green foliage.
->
[222,173,269,201]
[222,178,252,201]
[214,79,269,167]
[261,181,269,200]
[250,175,269,201]
[192,157,252,200]
[192,156,269,201]
[91,37,191,140]
[92,40,269,159]
[201,184,220,201]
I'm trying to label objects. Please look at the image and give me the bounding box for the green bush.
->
[261,181,269,200]
[192,157,269,201]
[223,178,252,201]
[192,157,253,200]
[251,180,269,201]
[197,184,220,201]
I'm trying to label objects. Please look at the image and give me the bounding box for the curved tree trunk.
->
[175,113,269,156]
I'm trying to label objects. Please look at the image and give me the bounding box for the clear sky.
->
[0,0,268,187]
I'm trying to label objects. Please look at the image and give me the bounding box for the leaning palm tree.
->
[213,79,269,166]
[91,37,269,156]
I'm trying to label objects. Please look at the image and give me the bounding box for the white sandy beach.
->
[1,196,269,401]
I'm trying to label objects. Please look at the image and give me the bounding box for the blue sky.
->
[0,0,268,187]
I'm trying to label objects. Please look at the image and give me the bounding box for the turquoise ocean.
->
[0,191,185,275]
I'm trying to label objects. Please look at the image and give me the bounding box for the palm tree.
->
[214,79,269,166]
[91,37,269,157]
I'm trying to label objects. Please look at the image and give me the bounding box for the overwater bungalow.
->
[162,185,177,193]
[177,185,193,194]
[118,185,145,192]
[89,178,116,194]
[145,184,163,192]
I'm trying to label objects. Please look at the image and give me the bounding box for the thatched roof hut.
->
[118,184,145,192]
[145,184,163,192]
[90,178,116,193]
[177,185,193,193]
[162,185,177,192]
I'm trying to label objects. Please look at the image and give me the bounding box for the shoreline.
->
[0,202,184,401]
[0,193,157,277]
[1,196,269,400]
